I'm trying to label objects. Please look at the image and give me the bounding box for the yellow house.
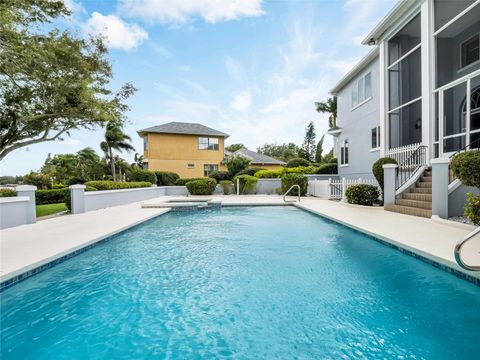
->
[138,122,229,178]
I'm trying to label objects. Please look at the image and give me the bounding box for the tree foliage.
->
[225,155,251,176]
[300,121,316,162]
[315,96,337,129]
[225,144,244,152]
[0,0,136,160]
[315,134,325,163]
[256,143,300,161]
[100,121,135,181]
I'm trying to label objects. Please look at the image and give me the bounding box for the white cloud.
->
[63,0,86,15]
[118,0,264,24]
[230,90,252,112]
[83,12,148,50]
[61,138,81,146]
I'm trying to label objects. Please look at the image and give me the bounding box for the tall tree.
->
[301,122,316,162]
[315,97,337,129]
[225,144,244,152]
[0,0,136,160]
[315,134,325,163]
[100,122,135,181]
[257,143,300,161]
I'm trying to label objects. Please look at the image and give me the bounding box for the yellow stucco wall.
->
[143,133,226,178]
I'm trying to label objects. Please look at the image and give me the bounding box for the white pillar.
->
[431,158,450,218]
[341,178,347,202]
[69,184,86,214]
[16,185,37,224]
[383,164,398,205]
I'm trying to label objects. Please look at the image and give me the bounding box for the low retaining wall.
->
[0,197,31,229]
[256,179,281,194]
[164,186,188,196]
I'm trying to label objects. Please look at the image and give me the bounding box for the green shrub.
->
[36,188,69,205]
[284,166,316,174]
[51,183,67,189]
[233,175,258,194]
[225,155,251,176]
[219,180,234,195]
[451,151,480,188]
[66,177,86,185]
[345,184,380,206]
[464,192,480,225]
[0,188,16,197]
[153,171,179,186]
[175,177,208,186]
[209,170,232,182]
[285,158,311,168]
[372,157,397,195]
[235,167,265,177]
[315,163,337,174]
[281,173,308,196]
[84,181,152,190]
[185,178,217,195]
[22,172,51,189]
[254,169,283,178]
[130,169,157,184]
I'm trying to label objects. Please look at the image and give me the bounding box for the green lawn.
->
[36,203,67,218]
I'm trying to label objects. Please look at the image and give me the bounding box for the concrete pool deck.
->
[1,195,479,287]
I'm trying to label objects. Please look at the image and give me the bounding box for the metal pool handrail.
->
[454,227,480,271]
[283,185,300,203]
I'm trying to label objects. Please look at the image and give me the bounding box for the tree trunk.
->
[109,147,116,181]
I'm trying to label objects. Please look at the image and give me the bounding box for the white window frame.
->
[198,137,219,150]
[351,72,372,109]
[371,126,381,151]
[459,33,480,72]
[340,139,349,167]
[203,164,218,176]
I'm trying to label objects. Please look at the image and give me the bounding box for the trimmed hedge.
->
[235,167,265,177]
[315,163,337,174]
[219,180,233,195]
[175,177,209,186]
[84,181,152,190]
[345,184,379,206]
[209,171,232,182]
[52,183,67,189]
[284,166,316,174]
[281,173,307,196]
[233,175,258,194]
[154,171,179,186]
[0,188,16,197]
[372,157,397,195]
[451,151,480,188]
[185,178,217,195]
[130,169,157,184]
[254,169,283,178]
[36,188,69,205]
[465,192,480,225]
[285,158,311,168]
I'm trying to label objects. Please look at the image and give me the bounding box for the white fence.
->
[309,178,379,200]
[385,143,421,165]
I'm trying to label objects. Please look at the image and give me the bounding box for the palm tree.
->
[76,147,101,180]
[315,96,337,129]
[133,152,144,168]
[100,122,135,181]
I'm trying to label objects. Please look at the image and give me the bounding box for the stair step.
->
[396,198,432,209]
[421,176,432,182]
[411,187,432,194]
[417,181,432,188]
[384,204,432,218]
[403,193,432,201]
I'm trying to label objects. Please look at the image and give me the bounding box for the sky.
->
[1,0,397,176]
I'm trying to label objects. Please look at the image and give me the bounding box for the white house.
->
[329,0,480,217]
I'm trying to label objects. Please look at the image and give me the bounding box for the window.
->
[198,137,219,150]
[352,72,372,108]
[461,34,480,69]
[204,164,218,176]
[388,14,421,65]
[143,136,148,151]
[371,126,380,149]
[340,139,349,165]
[187,163,195,169]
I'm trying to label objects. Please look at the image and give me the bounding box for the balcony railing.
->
[385,143,423,166]
[395,145,428,190]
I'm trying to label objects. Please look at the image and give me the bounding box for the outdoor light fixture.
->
[368,38,376,46]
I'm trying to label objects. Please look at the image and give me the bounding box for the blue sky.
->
[1,0,397,176]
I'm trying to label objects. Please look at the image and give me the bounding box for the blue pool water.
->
[1,207,479,359]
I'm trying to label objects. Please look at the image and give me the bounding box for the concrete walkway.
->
[1,195,479,285]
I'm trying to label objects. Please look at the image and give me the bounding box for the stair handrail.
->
[448,137,480,159]
[395,145,428,190]
[283,184,300,203]
[454,227,480,271]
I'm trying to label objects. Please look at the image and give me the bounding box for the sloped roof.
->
[231,147,286,165]
[138,122,229,138]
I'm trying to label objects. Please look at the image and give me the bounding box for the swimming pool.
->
[1,206,479,359]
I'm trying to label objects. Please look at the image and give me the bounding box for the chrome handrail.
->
[283,184,300,203]
[454,227,480,271]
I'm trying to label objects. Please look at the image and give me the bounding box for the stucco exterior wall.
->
[335,57,380,180]
[143,133,226,178]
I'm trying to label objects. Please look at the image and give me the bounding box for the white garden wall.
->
[0,197,30,229]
